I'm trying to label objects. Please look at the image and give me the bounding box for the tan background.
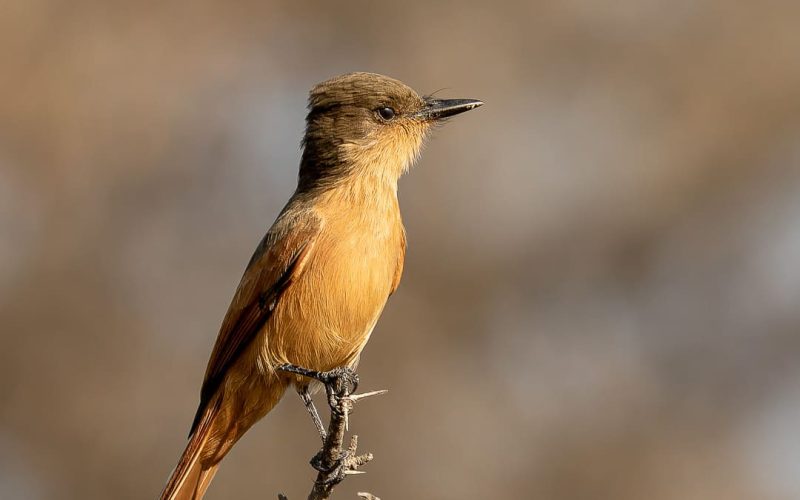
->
[2,1,800,499]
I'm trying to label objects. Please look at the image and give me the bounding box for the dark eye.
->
[377,107,396,120]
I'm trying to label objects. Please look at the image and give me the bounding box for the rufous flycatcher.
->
[160,72,482,500]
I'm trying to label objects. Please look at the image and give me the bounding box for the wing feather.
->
[189,209,321,435]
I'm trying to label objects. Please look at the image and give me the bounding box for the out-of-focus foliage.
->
[2,1,800,499]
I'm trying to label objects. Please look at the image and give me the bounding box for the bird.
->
[159,72,482,500]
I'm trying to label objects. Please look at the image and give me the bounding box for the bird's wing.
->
[189,209,322,435]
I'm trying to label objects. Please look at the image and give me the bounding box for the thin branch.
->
[276,367,385,500]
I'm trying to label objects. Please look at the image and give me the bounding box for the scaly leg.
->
[297,385,327,443]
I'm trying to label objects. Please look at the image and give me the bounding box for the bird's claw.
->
[276,364,359,396]
[320,367,360,395]
[311,435,373,487]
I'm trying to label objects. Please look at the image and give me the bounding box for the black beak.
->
[415,98,483,120]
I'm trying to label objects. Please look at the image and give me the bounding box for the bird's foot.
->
[276,364,360,419]
[314,368,386,431]
[276,364,359,394]
[320,367,359,421]
[310,435,373,487]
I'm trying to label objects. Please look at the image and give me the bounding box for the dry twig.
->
[277,366,385,500]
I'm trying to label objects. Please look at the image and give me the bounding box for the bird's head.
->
[299,72,482,190]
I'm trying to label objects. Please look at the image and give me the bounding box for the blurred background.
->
[2,1,800,499]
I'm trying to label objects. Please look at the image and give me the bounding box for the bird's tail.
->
[160,377,289,500]
[159,397,223,500]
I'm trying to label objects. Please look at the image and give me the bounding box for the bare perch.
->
[276,366,386,500]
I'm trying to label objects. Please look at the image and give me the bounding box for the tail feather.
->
[194,466,220,499]
[160,398,221,500]
[161,377,289,499]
